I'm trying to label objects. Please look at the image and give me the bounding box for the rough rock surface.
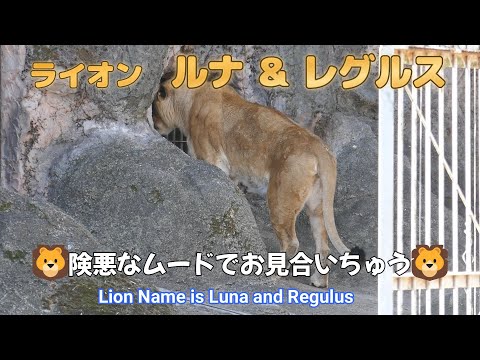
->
[1,45,382,314]
[1,45,167,196]
[48,128,267,288]
[1,183,262,315]
[0,188,132,314]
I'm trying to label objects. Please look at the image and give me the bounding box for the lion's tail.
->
[318,153,350,255]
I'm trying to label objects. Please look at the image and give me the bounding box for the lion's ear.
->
[39,247,47,254]
[432,247,442,255]
[418,247,427,254]
[53,247,62,255]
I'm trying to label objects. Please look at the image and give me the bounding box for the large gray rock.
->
[0,188,171,315]
[26,45,165,123]
[0,186,377,315]
[1,44,380,256]
[48,128,267,290]
[1,45,167,196]
[0,174,266,315]
[1,45,384,314]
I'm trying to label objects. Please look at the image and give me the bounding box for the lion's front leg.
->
[188,136,231,177]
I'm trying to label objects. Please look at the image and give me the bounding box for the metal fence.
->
[166,128,188,153]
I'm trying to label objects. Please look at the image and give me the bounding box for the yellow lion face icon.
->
[412,245,448,281]
[33,245,68,280]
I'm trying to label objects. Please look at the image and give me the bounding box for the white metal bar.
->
[397,73,404,315]
[477,68,480,314]
[419,82,423,243]
[405,63,480,315]
[396,47,480,68]
[404,87,480,235]
[474,68,477,315]
[425,83,431,247]
[438,67,446,315]
[393,271,480,290]
[389,47,480,316]
[425,81,432,315]
[452,58,459,315]
[465,60,472,315]
[410,63,418,315]
[418,83,423,315]
[378,45,395,315]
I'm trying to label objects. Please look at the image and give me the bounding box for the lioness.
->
[152,70,350,288]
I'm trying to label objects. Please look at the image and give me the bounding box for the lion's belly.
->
[231,173,269,196]
[188,138,270,195]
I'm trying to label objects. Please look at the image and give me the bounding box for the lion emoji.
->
[32,245,68,280]
[412,245,448,281]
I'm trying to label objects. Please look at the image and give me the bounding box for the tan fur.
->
[153,76,350,288]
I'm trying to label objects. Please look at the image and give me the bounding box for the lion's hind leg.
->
[305,180,329,288]
[267,155,317,260]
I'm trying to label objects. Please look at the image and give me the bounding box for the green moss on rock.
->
[146,189,163,204]
[44,276,174,315]
[130,184,139,193]
[31,45,59,61]
[210,203,239,238]
[3,249,27,263]
[0,202,12,212]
